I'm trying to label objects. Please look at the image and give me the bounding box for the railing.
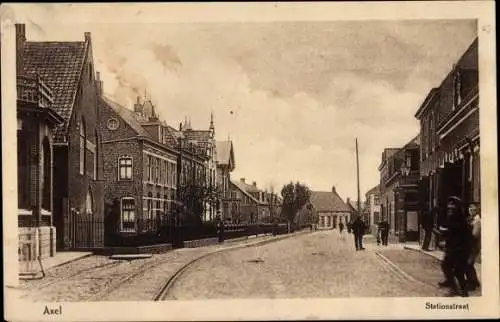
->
[17,74,54,108]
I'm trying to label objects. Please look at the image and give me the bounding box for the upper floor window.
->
[79,118,86,175]
[119,157,133,180]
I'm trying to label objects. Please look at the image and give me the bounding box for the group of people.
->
[337,216,368,250]
[438,197,481,297]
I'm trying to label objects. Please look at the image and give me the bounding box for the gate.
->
[69,209,105,250]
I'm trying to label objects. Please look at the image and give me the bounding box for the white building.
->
[365,184,381,235]
[309,186,351,230]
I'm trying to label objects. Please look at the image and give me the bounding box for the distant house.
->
[229,178,271,224]
[365,184,381,234]
[309,186,351,230]
[215,141,236,221]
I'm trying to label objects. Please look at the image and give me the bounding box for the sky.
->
[17,16,477,202]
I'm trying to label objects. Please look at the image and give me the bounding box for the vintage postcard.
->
[2,2,498,321]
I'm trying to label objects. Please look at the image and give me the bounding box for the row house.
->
[308,186,351,230]
[228,178,272,224]
[364,184,381,234]
[414,37,479,243]
[379,136,421,242]
[17,24,105,253]
[100,95,210,241]
[179,117,218,222]
[215,140,236,221]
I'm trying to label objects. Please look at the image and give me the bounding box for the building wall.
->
[54,44,105,250]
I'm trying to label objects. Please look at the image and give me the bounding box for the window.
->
[79,119,86,175]
[156,192,161,218]
[148,155,153,182]
[147,192,153,220]
[121,198,135,232]
[94,130,99,180]
[119,157,133,180]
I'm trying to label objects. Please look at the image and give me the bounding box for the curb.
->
[153,229,313,301]
[404,246,444,262]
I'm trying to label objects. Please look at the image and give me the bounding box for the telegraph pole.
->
[356,138,361,218]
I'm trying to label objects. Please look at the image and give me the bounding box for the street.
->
[164,230,465,299]
[18,230,481,302]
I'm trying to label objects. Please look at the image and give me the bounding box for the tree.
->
[177,182,222,225]
[280,182,311,231]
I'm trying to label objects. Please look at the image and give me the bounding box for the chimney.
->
[96,71,103,97]
[15,24,26,75]
[346,197,350,204]
[332,186,336,193]
[179,122,183,131]
[134,96,142,113]
[84,32,91,43]
[252,181,256,187]
[240,178,245,184]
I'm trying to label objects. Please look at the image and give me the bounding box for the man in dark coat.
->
[438,196,472,297]
[379,219,389,246]
[351,216,366,251]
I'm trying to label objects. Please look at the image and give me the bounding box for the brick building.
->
[215,140,236,221]
[309,186,351,230]
[99,96,211,241]
[415,37,479,245]
[179,116,218,222]
[379,136,421,242]
[228,178,271,224]
[16,24,65,260]
[17,24,105,251]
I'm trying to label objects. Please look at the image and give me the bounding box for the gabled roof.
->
[231,181,260,204]
[309,190,351,213]
[23,40,87,142]
[365,184,380,196]
[346,200,358,212]
[101,96,151,137]
[216,140,234,167]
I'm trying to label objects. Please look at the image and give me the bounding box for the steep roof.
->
[365,184,380,196]
[231,181,260,204]
[23,41,87,142]
[310,190,351,213]
[101,96,151,137]
[216,141,232,164]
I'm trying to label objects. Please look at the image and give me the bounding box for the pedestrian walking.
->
[339,221,345,241]
[465,202,481,291]
[438,196,472,297]
[376,222,381,245]
[421,204,435,251]
[352,216,366,251]
[346,221,352,234]
[379,219,389,246]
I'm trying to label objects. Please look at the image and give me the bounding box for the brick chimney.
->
[84,32,91,43]
[15,24,26,75]
[134,96,142,113]
[332,185,336,193]
[240,178,245,184]
[95,71,103,97]
[252,181,256,187]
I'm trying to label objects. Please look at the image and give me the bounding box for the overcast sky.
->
[21,18,477,201]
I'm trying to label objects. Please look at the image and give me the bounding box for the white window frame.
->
[120,197,136,232]
[118,156,133,181]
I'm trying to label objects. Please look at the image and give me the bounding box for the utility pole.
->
[356,138,361,219]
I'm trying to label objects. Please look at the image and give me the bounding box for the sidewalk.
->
[39,251,92,271]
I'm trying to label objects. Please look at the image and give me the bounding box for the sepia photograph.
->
[2,2,498,321]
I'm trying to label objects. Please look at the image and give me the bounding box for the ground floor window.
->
[121,198,135,232]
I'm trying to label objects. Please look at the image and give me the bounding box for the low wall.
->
[18,226,56,260]
[184,237,220,248]
[98,243,173,255]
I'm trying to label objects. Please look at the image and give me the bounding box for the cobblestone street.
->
[18,232,308,302]
[164,230,466,299]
